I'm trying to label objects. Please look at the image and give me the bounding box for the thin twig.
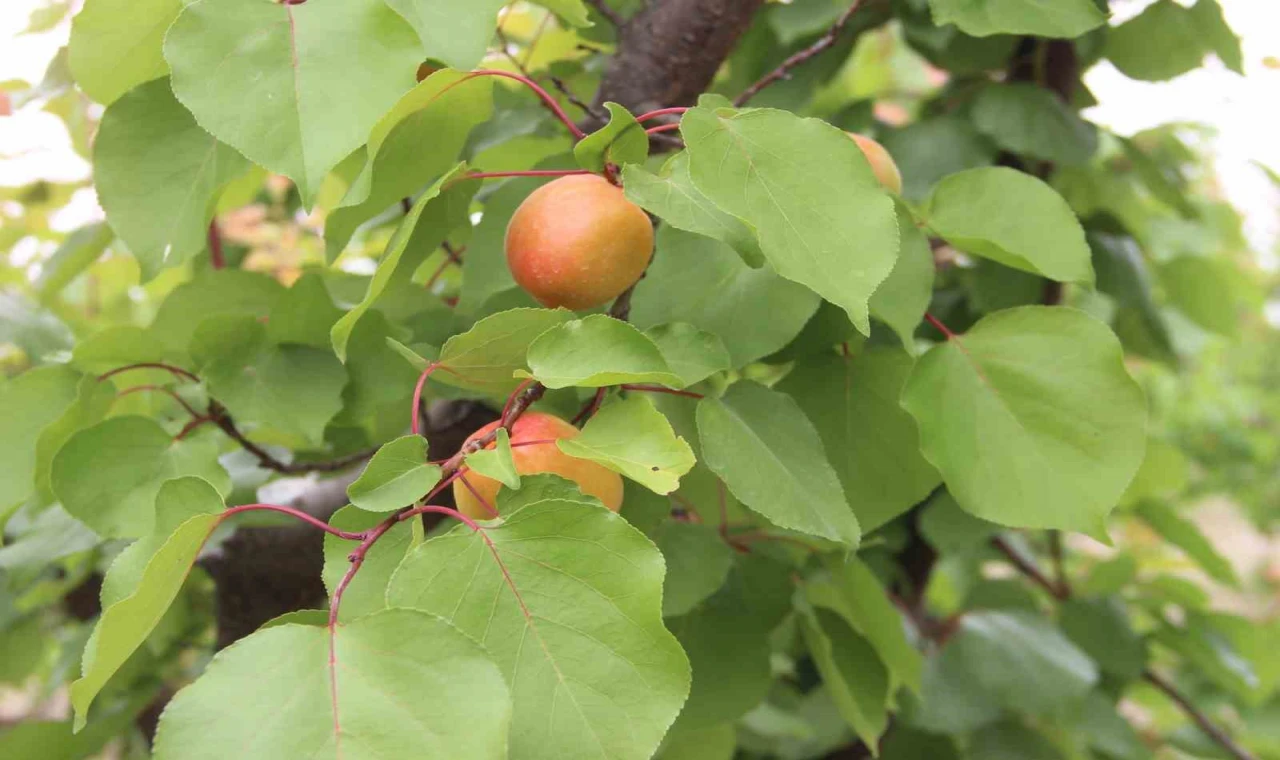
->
[587,0,624,27]
[1142,671,1256,760]
[734,0,866,107]
[117,384,202,419]
[990,535,1255,760]
[620,384,703,399]
[1048,530,1071,598]
[547,75,607,122]
[222,503,368,541]
[208,221,225,270]
[207,401,375,474]
[990,536,1069,600]
[98,362,200,384]
[465,70,588,140]
[572,387,608,426]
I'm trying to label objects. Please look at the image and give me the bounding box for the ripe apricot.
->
[454,411,623,519]
[847,133,902,195]
[505,174,653,310]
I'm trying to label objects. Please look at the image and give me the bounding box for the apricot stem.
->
[466,69,587,140]
[635,107,689,123]
[644,123,681,136]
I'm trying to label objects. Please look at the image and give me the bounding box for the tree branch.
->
[734,0,866,106]
[589,0,768,124]
[206,400,376,475]
[990,535,1255,760]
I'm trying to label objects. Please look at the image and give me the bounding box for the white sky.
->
[1,0,1278,255]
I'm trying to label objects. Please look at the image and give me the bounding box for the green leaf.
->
[697,382,860,547]
[197,318,347,446]
[1190,0,1243,74]
[654,521,734,617]
[645,323,732,387]
[1059,597,1147,681]
[1105,1,1206,82]
[871,205,935,348]
[0,365,83,513]
[798,605,889,748]
[923,167,1094,284]
[779,349,940,532]
[388,498,690,760]
[382,0,508,70]
[901,307,1147,532]
[631,227,820,367]
[33,374,115,506]
[36,222,113,301]
[814,553,924,694]
[152,610,511,760]
[265,273,343,350]
[559,395,695,494]
[325,70,494,258]
[918,490,999,554]
[94,78,250,279]
[330,165,472,361]
[321,506,421,622]
[575,102,648,173]
[346,435,442,512]
[927,0,1104,37]
[0,506,99,570]
[911,640,1002,733]
[434,307,573,394]
[967,721,1065,760]
[52,417,229,538]
[68,0,180,104]
[535,0,592,26]
[946,610,1098,716]
[522,314,685,389]
[1120,438,1189,506]
[681,106,898,333]
[164,0,422,203]
[624,153,764,267]
[667,555,792,733]
[71,477,224,728]
[465,428,519,489]
[148,269,284,354]
[1090,230,1176,362]
[659,724,736,760]
[970,83,1098,165]
[1136,501,1239,587]
[1160,255,1245,337]
[881,114,996,202]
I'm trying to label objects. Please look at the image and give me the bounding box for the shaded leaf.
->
[522,314,685,389]
[928,0,1104,37]
[653,521,734,617]
[321,506,421,622]
[434,307,572,394]
[575,102,648,173]
[697,382,859,546]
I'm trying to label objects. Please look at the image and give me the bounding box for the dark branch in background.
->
[207,221,225,269]
[734,0,866,107]
[589,0,768,125]
[206,400,375,474]
[990,537,1256,760]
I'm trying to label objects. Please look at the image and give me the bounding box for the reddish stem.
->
[572,387,608,425]
[409,363,462,436]
[208,221,225,270]
[644,123,681,136]
[117,384,202,418]
[465,70,587,140]
[173,416,212,441]
[222,503,368,541]
[98,363,200,383]
[464,169,594,181]
[620,384,704,399]
[508,438,558,449]
[924,312,957,340]
[635,106,689,123]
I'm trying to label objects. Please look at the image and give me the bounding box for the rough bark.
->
[590,0,768,120]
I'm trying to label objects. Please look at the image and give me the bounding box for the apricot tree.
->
[0,1,1274,759]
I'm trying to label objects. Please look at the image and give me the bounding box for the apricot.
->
[505,174,653,310]
[847,133,902,195]
[454,411,623,519]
